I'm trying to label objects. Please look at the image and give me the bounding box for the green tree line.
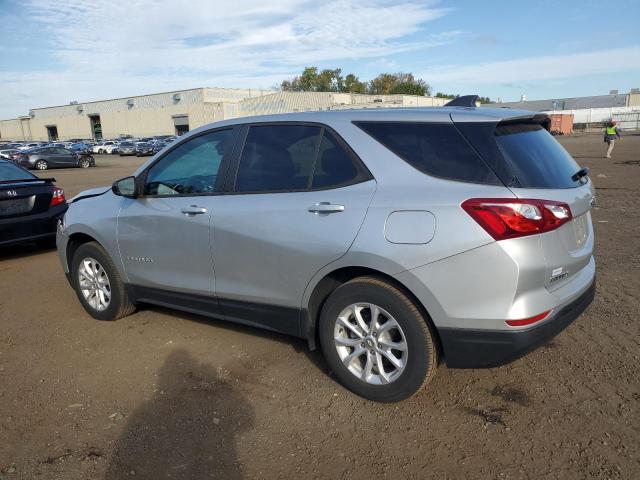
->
[280,67,492,102]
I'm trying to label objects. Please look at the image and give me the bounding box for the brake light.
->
[505,310,552,327]
[50,186,66,207]
[461,198,572,240]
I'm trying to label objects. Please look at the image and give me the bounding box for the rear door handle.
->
[181,205,208,216]
[308,202,345,214]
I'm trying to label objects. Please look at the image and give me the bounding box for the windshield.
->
[0,161,36,181]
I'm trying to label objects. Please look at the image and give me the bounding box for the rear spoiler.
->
[497,113,551,132]
[0,177,56,185]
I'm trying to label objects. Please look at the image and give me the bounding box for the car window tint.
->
[144,129,233,196]
[235,125,321,192]
[312,130,359,189]
[356,122,500,185]
[0,161,35,180]
[494,123,582,188]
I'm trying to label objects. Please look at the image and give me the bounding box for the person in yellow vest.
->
[604,119,621,158]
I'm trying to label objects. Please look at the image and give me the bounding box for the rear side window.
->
[355,122,500,185]
[494,124,582,189]
[236,125,320,192]
[234,124,368,193]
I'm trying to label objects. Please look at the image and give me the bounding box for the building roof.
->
[492,93,628,111]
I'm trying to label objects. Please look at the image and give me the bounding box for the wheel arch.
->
[66,232,101,272]
[302,266,443,358]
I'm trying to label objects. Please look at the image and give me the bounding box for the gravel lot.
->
[1,135,638,479]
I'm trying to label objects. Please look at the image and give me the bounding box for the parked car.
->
[57,105,595,402]
[0,149,20,160]
[0,159,67,248]
[118,142,137,156]
[134,142,154,156]
[68,143,92,155]
[92,141,119,154]
[151,142,168,154]
[17,142,45,151]
[12,147,95,170]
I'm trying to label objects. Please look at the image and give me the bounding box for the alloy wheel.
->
[334,303,408,385]
[78,257,112,311]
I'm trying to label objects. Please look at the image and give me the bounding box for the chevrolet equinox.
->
[57,102,595,402]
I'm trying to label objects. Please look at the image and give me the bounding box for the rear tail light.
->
[505,310,552,327]
[461,198,572,240]
[50,186,66,207]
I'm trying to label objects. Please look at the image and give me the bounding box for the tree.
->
[368,73,398,95]
[343,73,367,94]
[281,68,432,96]
[281,67,346,93]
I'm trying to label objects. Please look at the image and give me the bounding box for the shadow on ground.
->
[0,242,55,261]
[105,349,254,480]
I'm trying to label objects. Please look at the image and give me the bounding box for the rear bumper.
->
[439,278,595,368]
[0,203,67,246]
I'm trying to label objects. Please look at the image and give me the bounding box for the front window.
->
[144,129,233,196]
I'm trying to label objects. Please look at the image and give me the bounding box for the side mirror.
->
[112,176,138,198]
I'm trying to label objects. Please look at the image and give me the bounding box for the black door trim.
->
[130,285,303,338]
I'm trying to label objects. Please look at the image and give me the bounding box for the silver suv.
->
[57,105,595,402]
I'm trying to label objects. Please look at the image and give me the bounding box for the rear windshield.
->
[0,161,35,181]
[355,122,500,185]
[494,123,582,189]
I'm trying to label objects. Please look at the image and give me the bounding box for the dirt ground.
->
[1,135,638,479]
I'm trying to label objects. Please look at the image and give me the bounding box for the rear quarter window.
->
[355,122,500,185]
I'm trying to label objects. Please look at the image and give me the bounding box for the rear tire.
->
[319,277,438,402]
[35,160,48,170]
[71,242,136,321]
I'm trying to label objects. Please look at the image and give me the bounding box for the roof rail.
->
[445,95,479,107]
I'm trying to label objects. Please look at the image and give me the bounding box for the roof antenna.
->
[445,95,480,107]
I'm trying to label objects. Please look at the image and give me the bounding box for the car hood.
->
[70,186,111,203]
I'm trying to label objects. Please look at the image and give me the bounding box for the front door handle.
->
[308,202,345,214]
[181,205,208,216]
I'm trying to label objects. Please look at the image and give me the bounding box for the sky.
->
[1,0,639,119]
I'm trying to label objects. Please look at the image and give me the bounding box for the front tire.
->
[71,242,136,321]
[35,160,48,170]
[319,277,438,402]
[79,158,91,168]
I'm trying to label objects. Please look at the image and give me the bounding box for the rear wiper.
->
[571,167,589,182]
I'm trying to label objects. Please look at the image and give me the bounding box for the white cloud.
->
[0,0,453,117]
[421,46,640,85]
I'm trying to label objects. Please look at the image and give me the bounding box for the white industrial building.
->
[0,88,447,141]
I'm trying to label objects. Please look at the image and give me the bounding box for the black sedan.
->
[11,147,95,171]
[134,142,155,156]
[0,159,67,248]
